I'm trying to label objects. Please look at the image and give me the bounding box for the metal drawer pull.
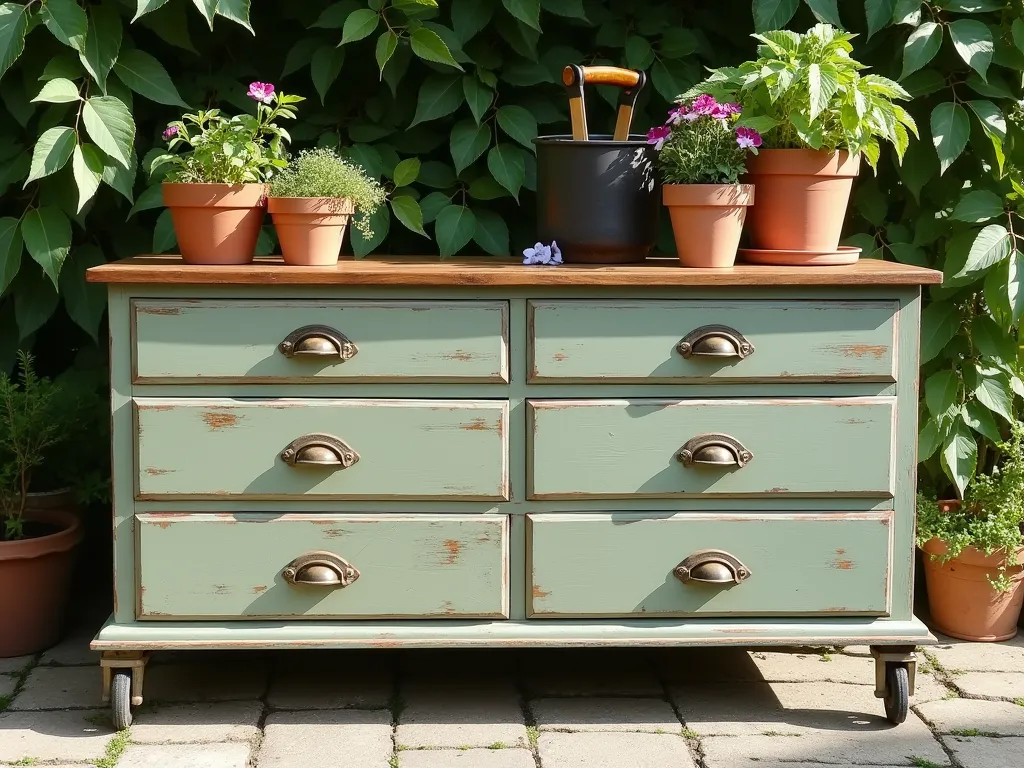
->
[674,550,751,585]
[677,433,752,468]
[676,325,753,359]
[282,551,360,588]
[281,434,359,469]
[279,324,358,361]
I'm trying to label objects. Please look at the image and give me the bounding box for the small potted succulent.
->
[647,95,760,268]
[689,24,917,263]
[0,353,83,658]
[151,82,302,265]
[267,148,387,266]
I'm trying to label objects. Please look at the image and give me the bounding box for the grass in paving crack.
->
[681,727,699,739]
[950,728,998,737]
[93,729,131,768]
[526,725,539,748]
[910,758,945,768]
[0,657,40,712]
[11,758,39,766]
[388,690,406,725]
[388,757,399,768]
[487,742,507,749]
[1014,697,1024,707]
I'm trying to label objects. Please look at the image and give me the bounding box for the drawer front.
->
[527,512,892,617]
[135,398,508,500]
[136,513,509,619]
[529,300,898,382]
[133,299,508,383]
[528,398,894,498]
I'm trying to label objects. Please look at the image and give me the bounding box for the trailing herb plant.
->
[270,148,388,239]
[648,94,762,184]
[689,24,918,169]
[917,422,1024,592]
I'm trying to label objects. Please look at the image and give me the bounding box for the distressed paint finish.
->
[528,398,895,499]
[529,300,898,383]
[135,513,509,619]
[132,299,509,383]
[134,398,508,500]
[526,512,892,618]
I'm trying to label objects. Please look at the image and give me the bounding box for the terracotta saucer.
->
[739,245,862,266]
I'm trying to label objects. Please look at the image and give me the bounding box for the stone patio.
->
[2,615,1024,767]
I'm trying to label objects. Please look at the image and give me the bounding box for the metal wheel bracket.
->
[100,651,150,706]
[870,646,917,699]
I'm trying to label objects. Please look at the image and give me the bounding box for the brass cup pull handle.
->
[279,325,358,361]
[282,551,360,588]
[674,550,751,585]
[677,433,752,468]
[281,434,359,469]
[676,325,754,360]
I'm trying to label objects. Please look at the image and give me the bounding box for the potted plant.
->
[647,95,760,268]
[151,82,302,265]
[268,148,387,266]
[0,353,83,658]
[917,424,1024,641]
[689,24,917,263]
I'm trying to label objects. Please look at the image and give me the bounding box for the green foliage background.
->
[1,0,1023,500]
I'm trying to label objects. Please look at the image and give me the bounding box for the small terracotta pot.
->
[743,149,860,253]
[163,183,267,265]
[921,501,1024,642]
[0,507,82,657]
[268,197,355,266]
[663,184,754,268]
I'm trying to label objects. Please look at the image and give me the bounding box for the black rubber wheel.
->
[883,663,909,725]
[111,670,133,730]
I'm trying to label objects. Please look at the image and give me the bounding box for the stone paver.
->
[0,674,16,699]
[40,628,100,666]
[521,649,662,696]
[0,654,34,676]
[954,671,1024,700]
[532,697,680,733]
[399,749,536,767]
[10,665,101,710]
[701,734,951,766]
[942,735,1024,768]
[130,700,263,744]
[118,742,251,767]
[655,647,763,683]
[267,651,392,709]
[537,731,695,768]
[260,709,392,768]
[752,649,878,684]
[0,709,113,762]
[397,681,528,748]
[917,699,1024,736]
[927,633,1024,672]
[145,657,269,702]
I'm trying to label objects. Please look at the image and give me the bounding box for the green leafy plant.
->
[270,147,387,238]
[151,84,303,184]
[648,94,761,184]
[690,23,918,168]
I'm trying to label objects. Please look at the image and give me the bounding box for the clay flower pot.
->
[162,183,268,265]
[743,149,860,253]
[921,503,1024,642]
[663,184,754,268]
[0,507,82,657]
[268,197,355,266]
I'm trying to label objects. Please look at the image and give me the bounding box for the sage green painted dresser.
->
[87,255,942,727]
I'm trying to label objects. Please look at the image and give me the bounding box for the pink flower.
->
[735,126,763,149]
[691,94,718,116]
[247,81,275,104]
[666,105,689,126]
[647,125,672,151]
[711,102,742,120]
[162,125,178,140]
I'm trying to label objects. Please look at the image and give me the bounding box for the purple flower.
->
[711,102,742,120]
[666,105,689,126]
[162,125,179,141]
[247,81,275,104]
[647,125,672,151]
[691,94,718,116]
[736,126,763,149]
[523,241,562,266]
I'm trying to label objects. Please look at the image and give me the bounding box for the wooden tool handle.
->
[563,65,642,88]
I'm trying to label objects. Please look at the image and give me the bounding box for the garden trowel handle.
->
[562,65,647,141]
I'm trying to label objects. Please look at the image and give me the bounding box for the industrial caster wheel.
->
[883,663,909,725]
[110,670,133,730]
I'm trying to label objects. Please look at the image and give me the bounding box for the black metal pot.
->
[534,134,659,264]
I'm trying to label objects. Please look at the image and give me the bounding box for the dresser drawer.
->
[132,299,508,383]
[135,398,508,500]
[136,513,509,619]
[527,512,892,617]
[528,300,897,382]
[528,398,894,498]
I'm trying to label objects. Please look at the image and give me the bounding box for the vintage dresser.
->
[87,255,942,727]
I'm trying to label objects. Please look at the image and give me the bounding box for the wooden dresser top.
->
[87,255,943,287]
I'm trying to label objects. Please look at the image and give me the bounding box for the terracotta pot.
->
[268,197,355,266]
[743,149,860,253]
[0,507,82,657]
[921,502,1024,642]
[162,183,267,265]
[663,184,754,268]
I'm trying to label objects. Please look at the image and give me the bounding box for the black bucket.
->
[534,134,659,264]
